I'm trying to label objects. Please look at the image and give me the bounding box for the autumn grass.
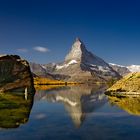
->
[34,77,80,85]
[107,72,140,93]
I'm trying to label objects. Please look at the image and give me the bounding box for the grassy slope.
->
[107,72,140,93]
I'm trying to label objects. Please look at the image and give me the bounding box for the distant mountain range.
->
[29,38,140,83]
[109,63,140,76]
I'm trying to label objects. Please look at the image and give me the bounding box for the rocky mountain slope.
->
[30,62,47,77]
[0,55,35,93]
[30,38,121,83]
[106,72,140,94]
[109,63,130,76]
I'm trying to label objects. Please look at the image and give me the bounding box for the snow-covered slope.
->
[127,65,140,72]
[109,63,140,75]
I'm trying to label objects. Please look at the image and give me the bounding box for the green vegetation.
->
[0,92,34,128]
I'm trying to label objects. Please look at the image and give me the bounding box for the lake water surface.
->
[0,85,140,140]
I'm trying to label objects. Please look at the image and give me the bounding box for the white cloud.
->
[17,48,28,53]
[33,46,50,53]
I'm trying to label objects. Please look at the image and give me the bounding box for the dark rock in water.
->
[0,55,35,93]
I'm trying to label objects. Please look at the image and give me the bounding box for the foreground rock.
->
[0,55,35,93]
[106,72,140,95]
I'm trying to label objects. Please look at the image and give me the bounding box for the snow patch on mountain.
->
[41,65,47,70]
[56,60,78,70]
[89,64,110,72]
[109,63,126,68]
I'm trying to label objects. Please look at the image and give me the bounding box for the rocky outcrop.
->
[106,72,140,94]
[0,55,35,93]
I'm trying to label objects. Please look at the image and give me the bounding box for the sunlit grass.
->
[34,77,80,85]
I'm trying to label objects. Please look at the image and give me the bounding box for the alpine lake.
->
[0,84,140,140]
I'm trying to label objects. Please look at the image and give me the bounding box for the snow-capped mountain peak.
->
[65,38,111,67]
[65,38,87,62]
[55,38,120,80]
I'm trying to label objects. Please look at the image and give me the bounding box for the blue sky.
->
[0,0,140,65]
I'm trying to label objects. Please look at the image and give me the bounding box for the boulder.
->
[0,55,35,93]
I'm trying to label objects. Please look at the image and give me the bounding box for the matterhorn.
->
[50,38,120,83]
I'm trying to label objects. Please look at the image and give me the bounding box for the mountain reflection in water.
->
[2,86,140,139]
[35,85,107,127]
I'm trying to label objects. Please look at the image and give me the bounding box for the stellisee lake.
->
[0,85,140,140]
